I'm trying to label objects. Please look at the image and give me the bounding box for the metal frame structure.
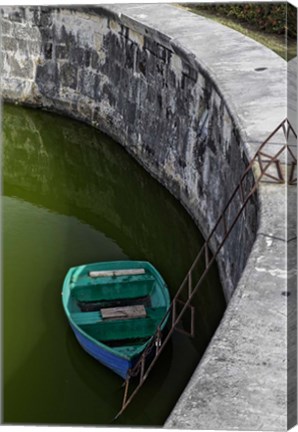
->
[114,118,297,419]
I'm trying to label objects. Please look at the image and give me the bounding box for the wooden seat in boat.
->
[100,305,146,320]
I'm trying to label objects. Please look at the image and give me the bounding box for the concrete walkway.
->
[102,4,296,430]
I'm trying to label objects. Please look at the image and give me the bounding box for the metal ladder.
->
[114,118,297,419]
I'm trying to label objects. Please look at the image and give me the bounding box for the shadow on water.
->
[2,104,226,426]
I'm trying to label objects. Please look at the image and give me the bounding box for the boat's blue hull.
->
[62,260,170,380]
[71,323,133,379]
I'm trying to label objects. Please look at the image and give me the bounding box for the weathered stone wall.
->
[0,5,258,300]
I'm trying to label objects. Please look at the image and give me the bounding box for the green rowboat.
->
[62,260,171,378]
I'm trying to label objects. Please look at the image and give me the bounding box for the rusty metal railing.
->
[114,118,297,419]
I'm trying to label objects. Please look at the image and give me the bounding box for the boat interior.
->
[67,267,168,356]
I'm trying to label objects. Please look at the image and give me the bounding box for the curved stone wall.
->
[1,5,258,301]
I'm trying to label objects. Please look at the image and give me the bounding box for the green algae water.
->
[2,104,226,426]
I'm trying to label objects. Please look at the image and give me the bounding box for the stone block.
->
[27,39,41,56]
[27,26,41,41]
[102,31,124,66]
[119,24,129,39]
[127,74,142,103]
[7,8,25,23]
[93,74,102,102]
[8,55,34,79]
[102,82,117,106]
[40,22,53,40]
[91,50,100,70]
[39,8,52,28]
[144,36,171,63]
[167,68,177,88]
[91,15,108,35]
[146,83,157,105]
[17,40,41,59]
[60,62,78,89]
[56,44,68,60]
[1,19,12,35]
[1,77,31,100]
[181,73,197,92]
[128,28,144,46]
[182,61,198,81]
[108,62,121,86]
[78,69,98,99]
[27,6,39,23]
[136,48,148,76]
[124,100,137,124]
[108,18,121,34]
[138,77,148,105]
[43,42,53,60]
[2,36,17,52]
[125,40,137,70]
[144,36,157,56]
[84,49,91,68]
[77,98,93,120]
[70,46,85,66]
[93,105,104,124]
[171,53,183,75]
[59,24,75,48]
[94,32,103,51]
[18,39,29,55]
[143,51,158,84]
[156,43,169,62]
[36,62,59,97]
[14,23,31,40]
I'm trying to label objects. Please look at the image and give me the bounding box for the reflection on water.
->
[2,104,226,426]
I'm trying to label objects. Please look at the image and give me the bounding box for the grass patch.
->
[178,4,297,61]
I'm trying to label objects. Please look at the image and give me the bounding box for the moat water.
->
[2,104,226,426]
